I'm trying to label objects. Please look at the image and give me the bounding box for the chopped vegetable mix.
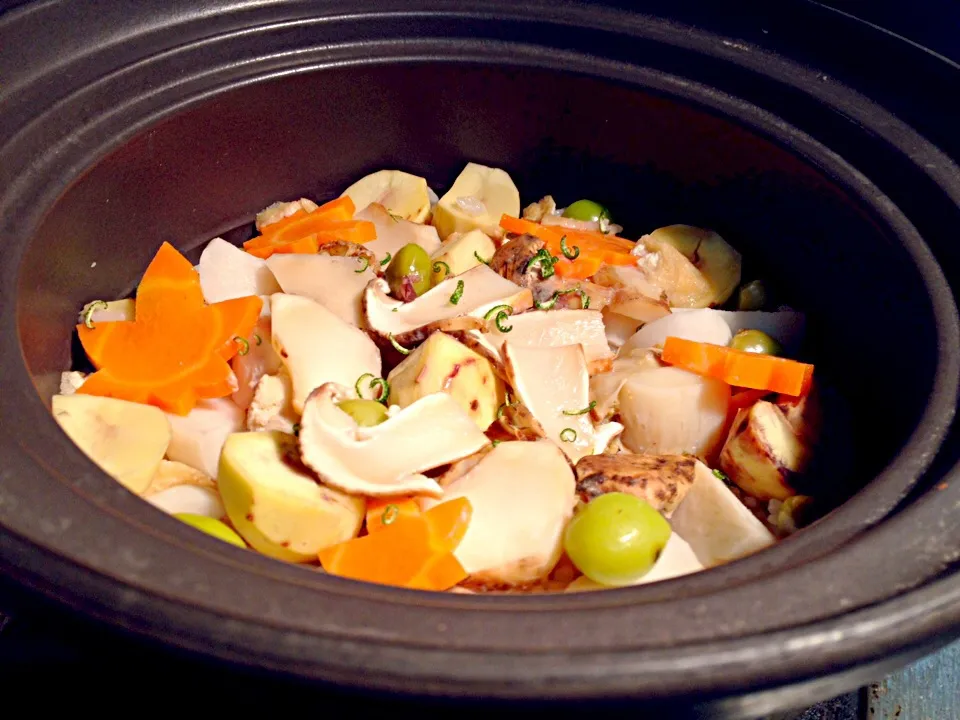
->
[57,162,826,595]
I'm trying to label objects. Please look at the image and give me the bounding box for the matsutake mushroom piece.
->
[502,343,623,463]
[484,309,614,374]
[355,202,442,265]
[363,265,532,346]
[670,460,775,566]
[574,453,696,515]
[298,383,490,497]
[592,264,671,324]
[270,293,381,414]
[266,253,378,328]
[421,440,576,586]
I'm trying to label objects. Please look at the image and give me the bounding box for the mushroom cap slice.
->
[592,264,671,323]
[574,452,696,515]
[298,383,490,498]
[502,343,623,463]
[266,253,377,328]
[421,440,576,586]
[484,309,614,372]
[355,202,441,264]
[670,460,775,567]
[270,293,381,414]
[363,265,532,346]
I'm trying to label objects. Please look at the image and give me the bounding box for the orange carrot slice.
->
[365,496,421,534]
[499,215,636,279]
[319,498,473,591]
[242,197,375,259]
[319,517,434,587]
[76,242,262,415]
[661,337,814,396]
[423,497,472,553]
[407,552,468,591]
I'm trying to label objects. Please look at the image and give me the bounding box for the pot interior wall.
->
[18,62,937,506]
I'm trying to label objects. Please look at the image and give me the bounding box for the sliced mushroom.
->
[298,383,490,497]
[719,399,814,501]
[420,440,576,586]
[601,309,642,351]
[502,342,623,463]
[670,460,775,566]
[574,453,695,515]
[489,234,545,286]
[266,253,378,328]
[532,276,616,313]
[363,265,532,346]
[246,371,298,434]
[231,299,282,410]
[589,348,663,419]
[484,309,614,372]
[592,264,671,324]
[271,293,381,414]
[355,202,442,264]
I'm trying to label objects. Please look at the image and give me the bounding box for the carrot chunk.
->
[76,242,261,415]
[242,197,375,259]
[661,337,814,396]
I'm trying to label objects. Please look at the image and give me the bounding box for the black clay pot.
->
[1,2,959,716]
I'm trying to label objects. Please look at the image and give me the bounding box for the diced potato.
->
[431,229,497,279]
[387,332,504,431]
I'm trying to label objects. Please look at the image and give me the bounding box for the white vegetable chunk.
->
[270,293,381,414]
[266,253,377,328]
[617,367,730,459]
[421,440,576,586]
[197,237,281,303]
[621,308,733,355]
[165,397,245,479]
[670,460,775,566]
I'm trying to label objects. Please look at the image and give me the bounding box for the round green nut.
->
[563,199,612,224]
[337,398,389,427]
[730,328,783,356]
[563,492,671,586]
[737,280,767,311]
[174,513,246,548]
[385,243,432,301]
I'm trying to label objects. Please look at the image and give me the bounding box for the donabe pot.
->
[1,1,959,716]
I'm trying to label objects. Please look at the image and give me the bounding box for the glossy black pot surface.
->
[1,2,959,716]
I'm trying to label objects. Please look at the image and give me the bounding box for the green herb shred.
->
[449,279,465,305]
[559,235,580,260]
[380,252,392,266]
[562,400,596,416]
[355,256,370,273]
[559,428,577,443]
[389,333,411,355]
[82,300,109,329]
[234,336,250,356]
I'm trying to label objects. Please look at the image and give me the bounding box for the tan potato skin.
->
[574,452,696,514]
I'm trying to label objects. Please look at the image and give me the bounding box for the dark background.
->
[0,0,957,716]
